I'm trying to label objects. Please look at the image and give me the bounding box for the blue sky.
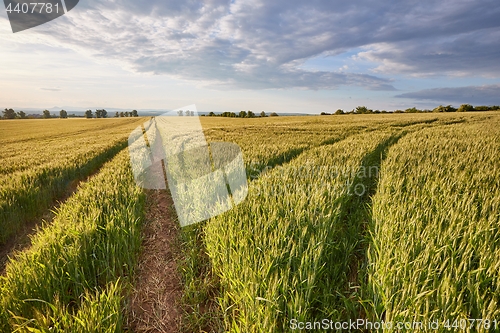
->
[1,0,499,113]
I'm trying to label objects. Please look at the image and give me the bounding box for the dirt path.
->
[126,189,183,333]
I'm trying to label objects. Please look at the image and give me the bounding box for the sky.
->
[0,0,499,113]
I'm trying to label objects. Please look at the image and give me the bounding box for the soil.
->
[1,178,184,332]
[126,189,183,333]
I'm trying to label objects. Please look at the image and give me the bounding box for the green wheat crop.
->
[368,118,500,332]
[0,118,144,244]
[0,149,145,332]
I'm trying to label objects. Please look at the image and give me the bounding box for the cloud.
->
[39,87,61,91]
[395,84,500,105]
[12,0,500,89]
[357,29,500,77]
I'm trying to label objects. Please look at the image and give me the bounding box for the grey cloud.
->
[217,0,500,65]
[358,28,500,76]
[396,85,500,105]
[31,0,500,89]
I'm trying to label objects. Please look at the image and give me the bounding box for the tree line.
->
[4,104,498,120]
[320,104,500,115]
[1,108,139,119]
[202,111,279,117]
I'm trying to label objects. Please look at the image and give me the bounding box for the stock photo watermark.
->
[290,318,499,331]
[128,105,248,227]
[4,0,79,33]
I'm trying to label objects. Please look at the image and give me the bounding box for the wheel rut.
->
[0,142,127,274]
[126,189,183,333]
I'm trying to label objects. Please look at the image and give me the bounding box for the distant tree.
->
[42,110,51,119]
[239,111,247,118]
[260,111,266,117]
[269,112,279,117]
[447,105,456,112]
[125,111,131,117]
[208,112,216,117]
[115,112,119,117]
[473,105,487,111]
[131,110,138,117]
[247,111,255,118]
[334,109,344,115]
[177,110,184,116]
[405,107,420,113]
[320,112,331,115]
[59,110,68,118]
[457,104,474,112]
[17,110,26,119]
[3,108,16,119]
[355,106,369,114]
[85,110,93,118]
[120,112,125,117]
[394,110,404,113]
[433,105,456,112]
[95,109,107,118]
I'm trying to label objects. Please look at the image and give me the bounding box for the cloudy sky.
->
[1,0,499,113]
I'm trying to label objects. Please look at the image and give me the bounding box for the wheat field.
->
[0,112,498,332]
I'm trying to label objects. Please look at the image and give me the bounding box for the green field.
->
[0,113,499,332]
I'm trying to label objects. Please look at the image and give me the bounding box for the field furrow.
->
[0,118,144,245]
[2,112,498,333]
[202,129,401,332]
[368,118,500,332]
[0,148,145,332]
[201,116,389,178]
